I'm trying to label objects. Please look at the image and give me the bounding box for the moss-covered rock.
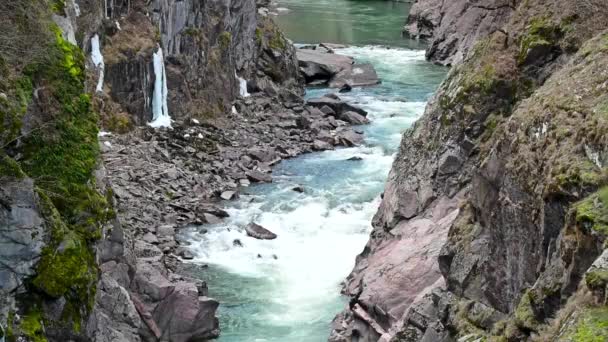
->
[562,306,608,342]
[575,187,608,236]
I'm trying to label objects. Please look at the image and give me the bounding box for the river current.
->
[183,1,446,341]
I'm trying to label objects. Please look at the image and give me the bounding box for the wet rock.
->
[347,156,363,161]
[328,63,381,88]
[292,186,305,193]
[203,213,222,225]
[296,49,380,87]
[245,222,277,240]
[339,83,352,93]
[340,111,370,125]
[177,248,194,260]
[335,129,364,147]
[233,239,243,247]
[246,170,272,183]
[307,96,368,117]
[297,49,353,84]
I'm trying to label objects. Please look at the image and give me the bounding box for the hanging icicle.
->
[236,72,250,98]
[149,46,172,128]
[91,34,105,93]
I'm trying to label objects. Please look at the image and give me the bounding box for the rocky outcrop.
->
[334,0,608,341]
[296,47,380,88]
[100,0,302,125]
[404,0,515,65]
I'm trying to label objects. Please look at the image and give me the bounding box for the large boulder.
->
[328,63,380,88]
[307,95,368,117]
[296,48,380,88]
[152,282,220,342]
[297,49,353,82]
[245,222,277,240]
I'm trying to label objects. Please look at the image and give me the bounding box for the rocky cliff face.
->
[0,0,301,341]
[332,0,608,341]
[404,0,514,66]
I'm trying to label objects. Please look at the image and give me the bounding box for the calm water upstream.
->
[182,1,446,341]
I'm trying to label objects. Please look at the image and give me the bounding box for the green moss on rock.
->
[586,269,608,290]
[218,31,232,51]
[575,187,608,236]
[19,309,47,342]
[0,154,25,178]
[563,306,608,342]
[518,17,563,64]
[514,290,540,331]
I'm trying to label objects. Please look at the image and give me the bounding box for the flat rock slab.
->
[297,49,381,88]
[245,223,277,240]
[307,96,368,117]
[297,49,353,80]
[329,63,381,88]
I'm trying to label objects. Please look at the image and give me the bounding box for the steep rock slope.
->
[332,0,608,341]
[404,0,515,66]
[0,0,301,341]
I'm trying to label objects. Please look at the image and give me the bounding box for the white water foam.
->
[187,42,439,341]
[149,47,172,128]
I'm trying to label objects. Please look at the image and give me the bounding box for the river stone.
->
[329,63,381,88]
[340,111,370,125]
[307,96,368,117]
[246,170,272,183]
[245,223,277,240]
[296,49,353,82]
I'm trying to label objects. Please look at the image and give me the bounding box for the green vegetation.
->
[514,290,540,331]
[563,307,608,342]
[218,31,232,51]
[586,269,608,290]
[575,186,608,235]
[51,0,65,14]
[255,28,263,45]
[257,17,287,51]
[0,3,111,337]
[0,73,33,144]
[0,154,25,178]
[105,112,132,133]
[518,17,563,64]
[19,309,47,342]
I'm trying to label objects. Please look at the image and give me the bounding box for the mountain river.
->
[182,1,446,340]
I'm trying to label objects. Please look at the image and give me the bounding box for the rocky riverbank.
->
[95,87,369,340]
[332,0,608,341]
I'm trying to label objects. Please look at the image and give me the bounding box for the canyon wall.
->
[0,0,301,341]
[332,0,608,341]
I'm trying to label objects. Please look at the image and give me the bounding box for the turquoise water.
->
[183,1,446,341]
[274,0,422,48]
